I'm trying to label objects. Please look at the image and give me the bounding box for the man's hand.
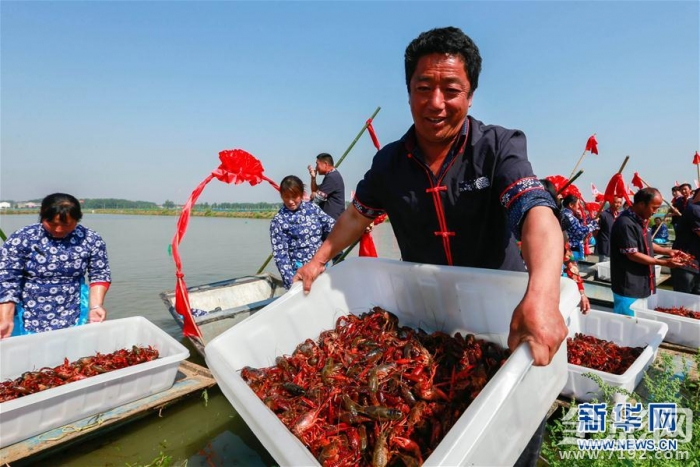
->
[293,259,327,294]
[508,291,568,366]
[308,165,317,178]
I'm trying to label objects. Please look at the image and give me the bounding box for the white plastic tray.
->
[630,289,700,348]
[0,316,189,448]
[561,309,668,402]
[596,261,660,282]
[205,257,580,466]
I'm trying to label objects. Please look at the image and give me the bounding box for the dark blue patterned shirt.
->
[353,116,556,271]
[270,201,335,288]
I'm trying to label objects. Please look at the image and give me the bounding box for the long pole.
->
[0,228,6,242]
[635,175,680,211]
[256,106,382,275]
[569,149,589,180]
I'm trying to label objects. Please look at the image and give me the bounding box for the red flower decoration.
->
[214,149,266,186]
[545,175,582,199]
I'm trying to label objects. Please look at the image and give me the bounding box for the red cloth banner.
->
[631,172,644,189]
[585,134,598,155]
[693,151,700,165]
[366,119,381,151]
[171,149,279,338]
[603,173,633,207]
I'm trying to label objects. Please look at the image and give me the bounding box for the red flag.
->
[631,172,644,189]
[591,183,601,197]
[693,151,700,165]
[171,149,279,339]
[603,173,633,207]
[366,119,381,151]
[585,134,598,155]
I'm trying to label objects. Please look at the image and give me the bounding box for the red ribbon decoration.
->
[603,173,633,208]
[171,149,279,339]
[366,119,381,151]
[631,172,644,190]
[693,151,700,165]
[359,214,388,257]
[585,134,598,155]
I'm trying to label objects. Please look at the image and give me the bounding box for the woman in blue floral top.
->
[560,194,599,261]
[0,193,111,338]
[270,176,335,289]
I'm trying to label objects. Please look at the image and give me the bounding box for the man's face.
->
[315,160,330,176]
[613,197,623,211]
[409,53,472,153]
[641,195,663,220]
[681,185,692,197]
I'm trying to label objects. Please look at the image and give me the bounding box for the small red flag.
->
[585,134,598,155]
[366,119,381,151]
[603,173,633,207]
[631,172,644,189]
[693,151,700,165]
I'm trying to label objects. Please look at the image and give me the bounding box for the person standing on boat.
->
[671,188,700,294]
[595,195,622,261]
[0,193,111,338]
[294,26,564,466]
[610,188,683,316]
[308,153,345,221]
[560,195,599,262]
[270,176,335,289]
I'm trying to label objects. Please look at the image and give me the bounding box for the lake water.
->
[0,213,399,466]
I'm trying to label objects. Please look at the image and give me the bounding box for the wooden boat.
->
[160,273,286,357]
[0,361,216,465]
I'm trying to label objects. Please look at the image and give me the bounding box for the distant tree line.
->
[81,199,159,209]
[193,202,281,211]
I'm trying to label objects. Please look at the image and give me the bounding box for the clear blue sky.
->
[1,1,698,205]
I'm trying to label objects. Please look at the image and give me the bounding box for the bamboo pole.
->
[256,106,382,275]
[556,170,584,196]
[0,228,6,242]
[569,148,589,180]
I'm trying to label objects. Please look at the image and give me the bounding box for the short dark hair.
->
[634,187,660,205]
[279,175,305,198]
[680,183,692,190]
[562,194,579,209]
[404,26,482,95]
[672,186,680,192]
[39,193,82,223]
[316,153,334,166]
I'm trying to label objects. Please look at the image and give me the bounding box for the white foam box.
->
[596,261,660,282]
[630,289,700,348]
[561,309,668,402]
[0,316,189,448]
[205,257,580,466]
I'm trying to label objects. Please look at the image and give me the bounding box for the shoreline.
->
[0,208,278,219]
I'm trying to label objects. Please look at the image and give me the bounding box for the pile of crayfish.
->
[567,333,643,375]
[0,345,159,403]
[654,306,700,320]
[241,307,510,467]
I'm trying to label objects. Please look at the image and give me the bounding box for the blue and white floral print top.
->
[0,223,111,334]
[270,201,335,289]
[561,208,598,253]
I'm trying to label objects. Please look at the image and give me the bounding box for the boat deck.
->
[0,361,216,465]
